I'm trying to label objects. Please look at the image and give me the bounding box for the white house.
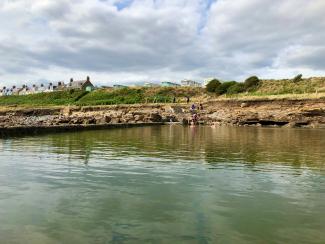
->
[6,88,13,96]
[38,84,46,93]
[18,85,29,95]
[45,83,54,92]
[181,79,202,87]
[161,81,180,87]
[1,87,7,96]
[144,82,160,87]
[12,86,21,95]
[30,84,38,94]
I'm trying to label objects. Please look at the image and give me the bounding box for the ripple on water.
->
[0,126,324,243]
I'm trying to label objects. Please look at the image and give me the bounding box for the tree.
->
[292,74,303,83]
[206,79,221,92]
[215,81,237,95]
[244,76,260,91]
[227,83,245,94]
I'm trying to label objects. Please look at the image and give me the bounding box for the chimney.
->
[87,76,90,82]
[70,78,73,83]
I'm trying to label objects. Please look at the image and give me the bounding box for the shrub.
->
[215,81,237,95]
[244,76,260,91]
[293,74,303,83]
[206,79,221,92]
[227,83,245,94]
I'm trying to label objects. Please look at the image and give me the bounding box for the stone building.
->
[68,76,95,91]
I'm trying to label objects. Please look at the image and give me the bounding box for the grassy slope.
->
[221,77,325,100]
[0,90,87,106]
[77,87,205,105]
[255,77,325,95]
[0,77,324,106]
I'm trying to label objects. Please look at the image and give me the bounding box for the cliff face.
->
[0,98,324,129]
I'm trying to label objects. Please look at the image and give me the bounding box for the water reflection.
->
[3,125,324,168]
[0,125,324,243]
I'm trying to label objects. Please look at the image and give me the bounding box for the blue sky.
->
[0,0,324,86]
[114,0,134,10]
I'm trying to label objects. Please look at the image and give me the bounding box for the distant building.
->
[18,85,29,96]
[161,81,180,87]
[1,87,7,96]
[6,88,13,96]
[12,86,21,95]
[0,77,96,97]
[55,81,66,91]
[68,76,95,92]
[31,84,39,94]
[113,84,128,89]
[38,84,46,93]
[144,82,160,87]
[181,79,202,87]
[45,83,54,92]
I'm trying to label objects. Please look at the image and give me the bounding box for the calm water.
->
[0,125,324,244]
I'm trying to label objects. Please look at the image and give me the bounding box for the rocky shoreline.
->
[0,98,324,136]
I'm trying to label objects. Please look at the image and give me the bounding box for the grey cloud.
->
[0,0,325,86]
[282,46,325,70]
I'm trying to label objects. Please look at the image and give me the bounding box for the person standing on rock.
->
[191,104,196,111]
[192,113,198,125]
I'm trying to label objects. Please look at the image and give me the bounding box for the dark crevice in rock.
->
[259,120,289,126]
[239,120,289,127]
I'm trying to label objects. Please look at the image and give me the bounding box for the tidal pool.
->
[0,125,324,243]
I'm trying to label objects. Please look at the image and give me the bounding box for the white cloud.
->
[0,0,324,87]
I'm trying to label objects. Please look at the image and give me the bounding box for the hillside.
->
[77,87,205,105]
[0,90,87,106]
[0,77,325,106]
[253,77,325,95]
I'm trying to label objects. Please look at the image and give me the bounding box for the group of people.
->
[170,96,205,126]
[190,103,204,111]
[189,103,204,126]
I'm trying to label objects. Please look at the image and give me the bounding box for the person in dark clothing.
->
[173,97,176,103]
[199,103,203,110]
[192,113,198,124]
[186,96,190,103]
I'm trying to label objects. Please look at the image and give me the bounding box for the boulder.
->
[95,116,111,124]
[149,113,162,122]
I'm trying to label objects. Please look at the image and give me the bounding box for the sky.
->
[0,0,325,87]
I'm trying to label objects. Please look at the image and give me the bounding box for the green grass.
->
[0,90,87,106]
[0,87,203,106]
[77,88,144,105]
[219,77,325,99]
[254,77,325,95]
[0,78,324,107]
[77,87,204,105]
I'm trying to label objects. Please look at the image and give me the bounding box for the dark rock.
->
[149,113,162,122]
